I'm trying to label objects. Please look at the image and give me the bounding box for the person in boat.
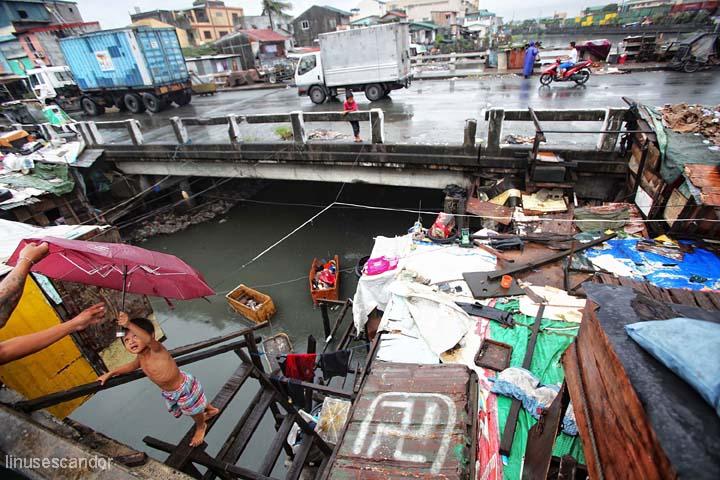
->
[0,241,106,365]
[523,41,539,78]
[342,91,362,143]
[98,313,219,447]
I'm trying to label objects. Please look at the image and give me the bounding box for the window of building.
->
[203,30,212,39]
[218,31,227,37]
[301,20,310,30]
[232,13,240,24]
[17,10,29,19]
[329,18,336,29]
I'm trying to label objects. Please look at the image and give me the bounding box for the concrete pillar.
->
[126,119,143,145]
[76,122,93,145]
[290,111,306,145]
[463,119,477,149]
[449,52,457,73]
[170,116,189,144]
[597,108,626,152]
[497,50,508,72]
[449,78,455,92]
[227,114,242,147]
[486,108,505,153]
[370,108,384,144]
[87,122,103,146]
[179,178,196,208]
[40,123,60,143]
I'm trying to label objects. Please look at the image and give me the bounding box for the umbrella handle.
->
[116,266,128,338]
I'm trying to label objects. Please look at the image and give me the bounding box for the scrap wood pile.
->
[661,103,720,146]
[351,183,720,478]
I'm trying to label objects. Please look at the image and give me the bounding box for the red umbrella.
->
[7,236,215,301]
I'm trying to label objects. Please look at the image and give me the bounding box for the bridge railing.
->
[483,107,629,153]
[411,51,488,73]
[74,110,387,147]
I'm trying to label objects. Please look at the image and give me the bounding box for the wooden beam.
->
[286,436,314,480]
[269,376,353,400]
[211,389,276,471]
[144,436,279,480]
[258,414,296,476]
[500,305,545,456]
[322,299,352,351]
[164,364,254,470]
[487,233,616,280]
[12,337,259,412]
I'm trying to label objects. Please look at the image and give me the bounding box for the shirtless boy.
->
[98,313,219,446]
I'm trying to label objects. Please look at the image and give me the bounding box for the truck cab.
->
[294,53,325,104]
[26,66,79,105]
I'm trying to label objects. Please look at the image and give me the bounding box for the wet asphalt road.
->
[86,70,720,145]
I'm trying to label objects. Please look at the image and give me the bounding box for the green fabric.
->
[491,299,585,479]
[643,104,720,186]
[0,163,75,195]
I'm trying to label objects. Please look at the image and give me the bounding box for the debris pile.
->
[662,103,720,146]
[307,129,350,141]
[128,199,236,243]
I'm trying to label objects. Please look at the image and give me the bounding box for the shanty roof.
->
[326,362,476,478]
[322,5,353,17]
[237,28,288,42]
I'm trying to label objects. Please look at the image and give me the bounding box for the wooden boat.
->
[309,255,340,305]
[226,284,276,324]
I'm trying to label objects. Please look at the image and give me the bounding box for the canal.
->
[70,180,446,475]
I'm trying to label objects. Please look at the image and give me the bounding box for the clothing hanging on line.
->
[319,349,351,380]
[281,353,317,382]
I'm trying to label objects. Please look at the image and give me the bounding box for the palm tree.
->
[262,0,292,31]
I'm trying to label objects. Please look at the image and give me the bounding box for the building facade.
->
[130,1,244,46]
[0,0,85,74]
[292,6,352,47]
[384,0,479,22]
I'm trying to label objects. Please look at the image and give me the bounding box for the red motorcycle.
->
[539,59,592,86]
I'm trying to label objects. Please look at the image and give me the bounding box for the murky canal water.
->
[70,180,445,475]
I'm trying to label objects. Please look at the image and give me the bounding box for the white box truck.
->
[294,23,412,104]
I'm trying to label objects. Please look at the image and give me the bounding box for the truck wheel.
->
[142,93,163,113]
[124,93,146,114]
[81,97,104,116]
[364,84,384,102]
[174,90,192,106]
[309,86,326,104]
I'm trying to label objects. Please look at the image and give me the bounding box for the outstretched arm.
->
[0,303,105,365]
[98,357,141,385]
[0,242,49,328]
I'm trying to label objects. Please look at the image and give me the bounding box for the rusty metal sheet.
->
[327,362,476,479]
[466,198,513,225]
[685,164,720,206]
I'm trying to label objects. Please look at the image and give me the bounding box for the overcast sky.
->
[75,1,615,29]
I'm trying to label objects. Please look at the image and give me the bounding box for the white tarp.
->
[352,234,496,334]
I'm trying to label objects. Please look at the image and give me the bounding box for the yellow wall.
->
[131,19,191,48]
[0,277,97,418]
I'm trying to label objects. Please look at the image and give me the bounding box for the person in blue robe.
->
[523,42,539,78]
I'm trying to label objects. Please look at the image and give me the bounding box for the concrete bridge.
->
[6,106,631,193]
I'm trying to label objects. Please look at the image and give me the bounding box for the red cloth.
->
[283,353,317,382]
[343,100,358,112]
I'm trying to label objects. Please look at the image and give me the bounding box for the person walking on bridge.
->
[343,91,362,143]
[523,42,539,79]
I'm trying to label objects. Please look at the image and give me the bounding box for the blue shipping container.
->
[59,27,189,91]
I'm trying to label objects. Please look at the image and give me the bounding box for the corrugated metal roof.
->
[326,362,477,479]
[685,164,720,206]
[238,29,289,42]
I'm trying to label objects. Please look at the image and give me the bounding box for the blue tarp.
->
[586,239,720,290]
[626,318,720,417]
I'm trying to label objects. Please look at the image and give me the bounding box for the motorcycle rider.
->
[557,41,578,78]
